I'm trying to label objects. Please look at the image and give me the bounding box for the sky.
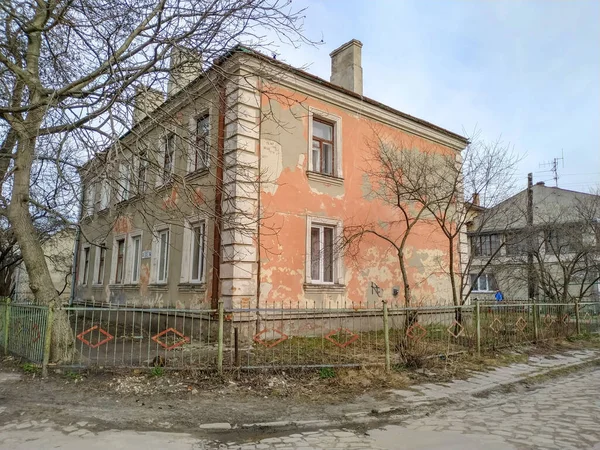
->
[272,0,600,193]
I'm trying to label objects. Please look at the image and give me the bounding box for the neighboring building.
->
[12,228,76,303]
[74,40,469,313]
[468,182,600,302]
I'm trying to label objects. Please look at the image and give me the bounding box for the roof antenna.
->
[539,149,565,187]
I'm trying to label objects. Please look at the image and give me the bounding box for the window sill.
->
[185,168,209,181]
[109,284,140,290]
[303,283,346,294]
[306,171,344,186]
[178,282,207,293]
[471,290,495,294]
[91,284,105,289]
[148,283,169,292]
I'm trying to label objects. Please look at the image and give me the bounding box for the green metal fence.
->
[0,302,49,363]
[1,300,599,372]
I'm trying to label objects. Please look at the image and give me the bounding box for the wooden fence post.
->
[476,300,481,357]
[382,299,391,372]
[217,300,224,375]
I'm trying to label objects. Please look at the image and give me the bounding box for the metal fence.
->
[1,300,599,372]
[63,305,218,369]
[1,302,49,363]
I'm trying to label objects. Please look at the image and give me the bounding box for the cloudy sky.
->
[274,0,600,193]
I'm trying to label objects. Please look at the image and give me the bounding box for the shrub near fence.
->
[0,300,599,373]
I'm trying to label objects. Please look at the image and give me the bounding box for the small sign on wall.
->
[141,250,152,259]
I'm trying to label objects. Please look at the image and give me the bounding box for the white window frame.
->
[151,225,171,284]
[471,273,497,293]
[305,216,343,285]
[99,179,111,210]
[307,107,343,178]
[187,111,211,173]
[156,132,176,186]
[79,244,91,285]
[110,234,127,284]
[117,162,131,202]
[135,142,148,196]
[84,183,96,216]
[127,232,143,284]
[93,244,106,286]
[180,218,208,284]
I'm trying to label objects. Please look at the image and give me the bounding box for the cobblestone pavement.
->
[1,367,599,449]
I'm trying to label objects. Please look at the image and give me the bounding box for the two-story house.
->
[468,182,600,302]
[74,40,469,315]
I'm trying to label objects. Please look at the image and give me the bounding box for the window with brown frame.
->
[311,118,335,176]
[115,239,125,284]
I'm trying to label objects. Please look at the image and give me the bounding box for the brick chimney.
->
[133,85,164,125]
[330,39,363,95]
[472,192,480,206]
[167,47,202,97]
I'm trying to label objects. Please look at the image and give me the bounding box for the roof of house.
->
[474,184,600,233]
[82,44,469,171]
[227,45,469,143]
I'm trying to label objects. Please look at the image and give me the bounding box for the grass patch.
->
[22,362,39,374]
[149,366,164,378]
[318,367,335,379]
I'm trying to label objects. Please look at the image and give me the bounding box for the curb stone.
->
[223,351,600,433]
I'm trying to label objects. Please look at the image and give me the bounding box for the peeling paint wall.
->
[257,85,464,308]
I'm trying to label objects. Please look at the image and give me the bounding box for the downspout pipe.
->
[210,78,226,310]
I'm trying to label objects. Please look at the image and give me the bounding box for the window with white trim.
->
[305,216,343,285]
[84,183,95,216]
[307,108,343,179]
[80,246,90,285]
[311,119,334,176]
[137,149,148,195]
[470,273,498,292]
[310,224,335,283]
[157,229,170,283]
[114,238,126,284]
[96,245,106,284]
[99,180,110,210]
[162,133,175,183]
[131,235,142,283]
[190,222,206,282]
[117,163,130,202]
[193,115,210,171]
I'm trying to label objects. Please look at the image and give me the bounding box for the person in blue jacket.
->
[495,290,504,302]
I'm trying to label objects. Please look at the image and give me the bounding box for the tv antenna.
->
[539,150,564,187]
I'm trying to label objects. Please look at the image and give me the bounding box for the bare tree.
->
[423,132,521,307]
[497,188,600,303]
[0,0,312,361]
[343,131,446,309]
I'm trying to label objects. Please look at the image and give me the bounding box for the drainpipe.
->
[210,78,226,310]
[255,80,263,332]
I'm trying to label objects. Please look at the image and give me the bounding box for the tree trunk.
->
[448,236,459,307]
[398,248,413,330]
[7,126,74,363]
